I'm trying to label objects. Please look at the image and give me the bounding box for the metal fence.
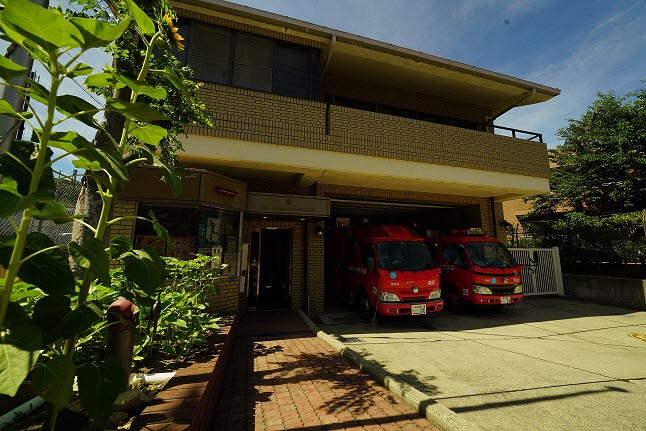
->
[0,173,82,245]
[509,247,564,296]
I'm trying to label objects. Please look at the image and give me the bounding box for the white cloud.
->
[497,1,646,147]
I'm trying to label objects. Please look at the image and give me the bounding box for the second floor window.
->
[178,19,320,100]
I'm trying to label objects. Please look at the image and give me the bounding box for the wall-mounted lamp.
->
[315,225,325,237]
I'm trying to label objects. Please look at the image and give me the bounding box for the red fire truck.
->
[336,225,443,319]
[427,228,523,309]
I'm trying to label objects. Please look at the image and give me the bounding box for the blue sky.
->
[6,0,645,174]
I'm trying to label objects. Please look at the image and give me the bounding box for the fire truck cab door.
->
[441,244,472,298]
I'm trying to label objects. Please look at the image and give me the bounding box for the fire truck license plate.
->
[411,304,426,315]
[500,297,511,304]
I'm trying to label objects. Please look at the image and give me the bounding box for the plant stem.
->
[63,30,162,353]
[0,68,61,328]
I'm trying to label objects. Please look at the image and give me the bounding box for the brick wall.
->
[207,276,239,315]
[109,199,137,269]
[186,84,550,179]
[321,73,487,123]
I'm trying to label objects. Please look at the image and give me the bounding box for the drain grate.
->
[627,333,646,342]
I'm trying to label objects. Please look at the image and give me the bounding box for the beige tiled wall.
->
[187,84,550,179]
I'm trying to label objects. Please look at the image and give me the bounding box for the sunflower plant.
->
[0,0,199,427]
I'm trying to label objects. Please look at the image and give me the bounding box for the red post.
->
[106,297,135,391]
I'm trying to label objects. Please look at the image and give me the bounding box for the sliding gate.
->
[509,247,564,296]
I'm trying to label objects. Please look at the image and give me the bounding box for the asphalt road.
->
[319,298,646,431]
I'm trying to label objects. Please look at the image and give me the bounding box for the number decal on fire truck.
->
[463,289,469,296]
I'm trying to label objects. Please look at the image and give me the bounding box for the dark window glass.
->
[442,244,469,269]
[359,243,376,272]
[186,23,231,83]
[465,242,516,269]
[377,242,435,271]
[273,43,317,98]
[135,206,200,259]
[233,33,273,91]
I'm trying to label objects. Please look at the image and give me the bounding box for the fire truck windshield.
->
[376,242,435,271]
[465,242,516,268]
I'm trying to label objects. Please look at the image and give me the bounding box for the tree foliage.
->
[0,0,212,427]
[527,82,646,216]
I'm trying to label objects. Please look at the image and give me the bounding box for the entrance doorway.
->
[248,228,291,310]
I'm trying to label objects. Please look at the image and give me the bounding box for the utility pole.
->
[0,0,49,152]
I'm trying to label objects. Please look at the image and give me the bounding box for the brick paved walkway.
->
[212,312,434,431]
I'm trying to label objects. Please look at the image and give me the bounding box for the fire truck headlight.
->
[378,291,401,302]
[428,289,442,300]
[513,284,523,294]
[472,284,493,295]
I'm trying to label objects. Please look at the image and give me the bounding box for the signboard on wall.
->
[247,193,330,217]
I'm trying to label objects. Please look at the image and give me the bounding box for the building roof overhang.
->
[175,0,560,115]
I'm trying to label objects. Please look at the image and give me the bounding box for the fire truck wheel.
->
[359,293,372,321]
[444,286,465,313]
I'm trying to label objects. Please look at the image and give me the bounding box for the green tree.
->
[528,82,646,216]
[71,0,211,251]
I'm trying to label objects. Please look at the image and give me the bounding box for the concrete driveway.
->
[318,298,646,431]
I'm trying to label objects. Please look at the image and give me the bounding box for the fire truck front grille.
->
[402,296,429,303]
[490,286,515,295]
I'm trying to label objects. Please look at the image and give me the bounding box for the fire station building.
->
[113,0,560,316]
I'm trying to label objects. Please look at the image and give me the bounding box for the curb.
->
[297,310,483,431]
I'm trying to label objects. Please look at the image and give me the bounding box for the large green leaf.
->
[0,178,56,218]
[0,233,74,294]
[32,201,81,224]
[105,98,167,122]
[57,301,103,339]
[152,67,193,101]
[69,238,110,286]
[109,236,132,259]
[32,295,103,343]
[32,355,76,407]
[0,0,84,49]
[148,210,169,240]
[70,15,131,50]
[153,157,182,195]
[0,179,21,218]
[26,82,99,129]
[32,294,72,344]
[120,246,168,294]
[78,355,125,419]
[4,302,32,329]
[56,94,100,129]
[85,72,125,89]
[130,124,168,146]
[124,0,155,36]
[0,55,26,81]
[0,99,32,119]
[0,140,55,195]
[116,74,167,100]
[0,325,42,396]
[48,131,129,185]
[66,62,93,78]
